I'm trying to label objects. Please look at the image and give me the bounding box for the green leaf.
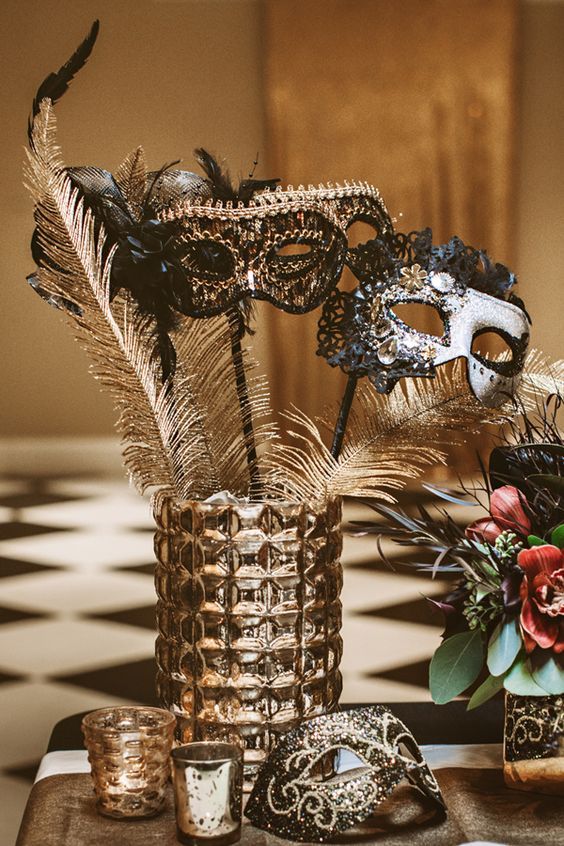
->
[487,618,522,676]
[467,673,505,710]
[527,534,546,547]
[550,524,564,550]
[531,655,564,695]
[529,474,564,496]
[505,656,547,696]
[476,583,494,602]
[468,540,490,556]
[429,630,484,705]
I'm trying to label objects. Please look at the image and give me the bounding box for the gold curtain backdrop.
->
[259,0,518,423]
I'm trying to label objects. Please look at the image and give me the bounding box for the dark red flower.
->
[465,517,500,544]
[465,485,531,544]
[518,545,564,654]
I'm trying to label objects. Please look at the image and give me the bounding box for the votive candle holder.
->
[171,742,243,846]
[81,706,176,818]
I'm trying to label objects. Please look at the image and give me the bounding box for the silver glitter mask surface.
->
[317,230,530,407]
[245,706,445,842]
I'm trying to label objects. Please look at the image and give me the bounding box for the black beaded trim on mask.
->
[245,706,445,842]
[470,326,529,378]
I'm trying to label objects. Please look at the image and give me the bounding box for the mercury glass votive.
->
[81,706,176,818]
[171,742,243,846]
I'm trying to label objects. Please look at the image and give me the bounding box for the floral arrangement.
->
[355,388,564,706]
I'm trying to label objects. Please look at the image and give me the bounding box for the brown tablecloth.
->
[15,768,564,846]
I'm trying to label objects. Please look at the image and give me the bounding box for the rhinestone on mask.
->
[400,263,428,292]
[429,271,455,292]
[377,336,398,365]
[372,316,392,338]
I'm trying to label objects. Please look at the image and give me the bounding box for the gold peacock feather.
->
[25,99,276,500]
[521,348,564,400]
[114,145,148,220]
[171,311,278,498]
[264,360,514,502]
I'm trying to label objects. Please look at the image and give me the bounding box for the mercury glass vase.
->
[153,493,343,785]
[504,692,564,795]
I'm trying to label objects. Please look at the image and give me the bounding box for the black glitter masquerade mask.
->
[317,228,530,407]
[245,706,445,842]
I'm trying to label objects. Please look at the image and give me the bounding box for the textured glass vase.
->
[504,692,564,795]
[153,494,343,784]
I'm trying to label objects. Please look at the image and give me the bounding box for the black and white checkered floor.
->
[0,472,479,843]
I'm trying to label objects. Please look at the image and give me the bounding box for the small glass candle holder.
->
[171,742,243,846]
[81,706,176,819]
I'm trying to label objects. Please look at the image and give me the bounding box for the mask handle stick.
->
[330,374,358,459]
[228,308,262,498]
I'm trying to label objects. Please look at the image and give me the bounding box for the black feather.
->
[27,272,83,317]
[194,148,237,201]
[28,20,100,146]
[194,148,280,204]
[238,177,281,204]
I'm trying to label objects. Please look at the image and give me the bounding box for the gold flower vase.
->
[504,693,564,795]
[153,493,343,786]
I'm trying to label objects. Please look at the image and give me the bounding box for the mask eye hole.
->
[181,238,235,280]
[346,219,379,248]
[471,329,519,375]
[275,242,313,257]
[397,739,422,763]
[267,239,319,281]
[390,303,446,337]
[303,747,371,783]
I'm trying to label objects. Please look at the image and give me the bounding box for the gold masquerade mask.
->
[164,183,391,317]
[26,19,393,355]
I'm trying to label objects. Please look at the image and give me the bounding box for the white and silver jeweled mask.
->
[318,229,530,407]
[245,706,445,842]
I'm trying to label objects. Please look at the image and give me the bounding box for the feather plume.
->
[24,100,194,495]
[28,20,99,147]
[114,146,148,220]
[171,313,278,499]
[194,148,236,201]
[520,348,564,399]
[265,361,510,502]
[194,147,280,203]
[25,101,277,499]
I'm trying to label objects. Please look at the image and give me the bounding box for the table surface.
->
[16,700,564,846]
[46,699,506,752]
